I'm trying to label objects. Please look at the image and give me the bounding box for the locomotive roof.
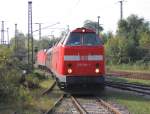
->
[71,27,95,33]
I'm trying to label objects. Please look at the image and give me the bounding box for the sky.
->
[0,0,150,41]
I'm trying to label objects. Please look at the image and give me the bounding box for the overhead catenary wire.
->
[34,23,42,40]
[32,0,81,38]
[59,0,81,28]
[33,22,60,33]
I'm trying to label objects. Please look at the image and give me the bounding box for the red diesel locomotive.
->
[45,27,105,89]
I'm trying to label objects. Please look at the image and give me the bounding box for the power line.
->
[34,23,42,40]
[33,22,60,32]
[33,22,60,39]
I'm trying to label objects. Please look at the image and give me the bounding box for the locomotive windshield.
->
[65,33,102,46]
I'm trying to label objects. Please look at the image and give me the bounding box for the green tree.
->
[115,14,150,62]
[10,33,27,61]
[106,36,134,64]
[10,33,26,50]
[83,20,103,34]
[139,32,150,60]
[139,32,150,49]
[117,14,150,46]
[101,31,113,44]
[0,45,12,65]
[0,46,21,102]
[34,36,60,50]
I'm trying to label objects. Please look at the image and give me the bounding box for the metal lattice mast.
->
[1,21,4,44]
[28,1,33,69]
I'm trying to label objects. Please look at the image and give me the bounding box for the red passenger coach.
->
[46,27,105,89]
[36,49,47,69]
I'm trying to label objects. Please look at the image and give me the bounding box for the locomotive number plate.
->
[77,63,91,67]
[80,56,88,61]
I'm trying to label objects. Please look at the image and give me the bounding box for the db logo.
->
[80,56,88,61]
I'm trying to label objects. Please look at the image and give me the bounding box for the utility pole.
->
[7,27,9,47]
[15,24,18,50]
[28,1,33,70]
[1,21,5,44]
[97,16,100,36]
[119,0,124,20]
[35,23,42,40]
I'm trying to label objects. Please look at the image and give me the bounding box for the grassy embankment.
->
[102,87,150,114]
[106,64,150,85]
[107,63,150,73]
[104,64,150,114]
[0,70,57,114]
[106,76,150,85]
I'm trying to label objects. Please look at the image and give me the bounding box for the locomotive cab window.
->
[83,33,102,46]
[65,32,102,46]
[65,33,81,46]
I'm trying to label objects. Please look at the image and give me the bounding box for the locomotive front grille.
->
[66,76,105,84]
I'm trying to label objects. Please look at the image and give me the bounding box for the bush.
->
[25,73,40,89]
[33,72,46,80]
[0,69,21,102]
[19,86,32,102]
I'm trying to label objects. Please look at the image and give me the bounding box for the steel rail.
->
[106,81,150,91]
[96,97,122,114]
[106,82,150,95]
[106,79,150,87]
[71,96,88,114]
[45,94,65,114]
[41,81,56,95]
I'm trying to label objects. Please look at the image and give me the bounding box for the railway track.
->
[71,96,122,114]
[107,71,150,80]
[36,69,126,114]
[46,94,123,114]
[39,75,121,114]
[41,81,56,95]
[44,94,65,114]
[106,81,150,95]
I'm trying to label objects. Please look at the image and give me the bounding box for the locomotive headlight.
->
[95,68,99,73]
[82,29,85,32]
[68,68,72,74]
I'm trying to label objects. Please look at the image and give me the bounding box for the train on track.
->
[36,27,105,89]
